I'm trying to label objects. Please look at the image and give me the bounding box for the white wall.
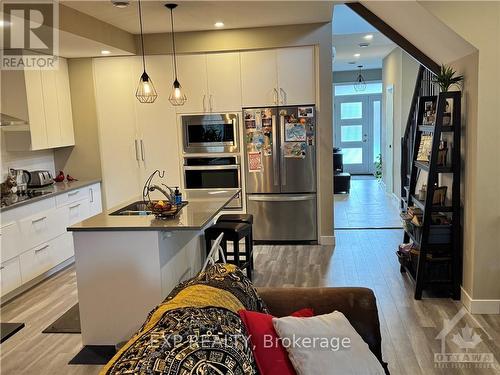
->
[0,132,55,180]
[381,47,419,196]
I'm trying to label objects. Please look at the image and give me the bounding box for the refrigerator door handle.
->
[248,194,315,202]
[279,88,286,105]
[280,115,286,186]
[272,114,279,186]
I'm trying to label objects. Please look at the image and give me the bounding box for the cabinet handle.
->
[32,216,47,224]
[140,139,145,161]
[209,95,214,112]
[273,88,278,105]
[89,188,94,203]
[134,140,140,161]
[69,203,81,209]
[34,244,49,253]
[68,190,79,196]
[202,95,207,112]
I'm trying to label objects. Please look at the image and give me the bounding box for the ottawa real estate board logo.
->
[434,307,496,370]
[1,1,59,70]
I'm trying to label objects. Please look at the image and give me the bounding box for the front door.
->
[334,94,380,174]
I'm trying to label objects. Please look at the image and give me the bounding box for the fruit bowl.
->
[146,200,187,219]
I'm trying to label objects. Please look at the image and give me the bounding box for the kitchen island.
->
[68,189,240,346]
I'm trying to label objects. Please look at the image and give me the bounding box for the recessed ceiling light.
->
[101,50,111,55]
[364,34,374,40]
[214,21,224,28]
[354,53,361,58]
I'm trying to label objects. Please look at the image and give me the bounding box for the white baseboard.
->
[461,287,500,314]
[319,236,335,246]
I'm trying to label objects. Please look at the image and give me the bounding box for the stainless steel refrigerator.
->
[243,105,317,242]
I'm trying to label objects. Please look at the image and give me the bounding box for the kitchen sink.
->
[109,201,152,216]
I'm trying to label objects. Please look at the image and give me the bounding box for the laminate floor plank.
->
[1,229,499,375]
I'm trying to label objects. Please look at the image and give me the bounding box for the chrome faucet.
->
[148,184,175,205]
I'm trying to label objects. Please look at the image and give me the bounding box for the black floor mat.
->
[69,345,116,365]
[0,322,25,343]
[42,304,80,334]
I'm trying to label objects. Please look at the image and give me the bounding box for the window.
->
[335,82,382,96]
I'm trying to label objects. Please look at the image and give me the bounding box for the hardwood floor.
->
[334,176,402,229]
[1,229,499,374]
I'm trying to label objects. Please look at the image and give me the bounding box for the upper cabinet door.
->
[206,52,242,112]
[175,54,208,113]
[277,46,315,105]
[24,69,48,150]
[40,70,62,148]
[55,58,75,146]
[241,49,278,107]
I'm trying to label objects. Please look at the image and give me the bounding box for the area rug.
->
[42,303,80,334]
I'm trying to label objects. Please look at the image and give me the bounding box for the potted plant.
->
[432,65,464,92]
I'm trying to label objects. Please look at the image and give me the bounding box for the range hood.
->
[0,113,28,127]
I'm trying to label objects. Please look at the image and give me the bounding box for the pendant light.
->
[354,65,367,92]
[135,0,158,103]
[166,3,187,106]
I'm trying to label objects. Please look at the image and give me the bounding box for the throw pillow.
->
[239,308,314,375]
[272,311,386,375]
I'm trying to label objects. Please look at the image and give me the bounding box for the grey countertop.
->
[0,179,102,212]
[68,189,240,232]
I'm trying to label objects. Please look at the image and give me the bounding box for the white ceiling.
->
[333,32,396,71]
[59,30,133,58]
[61,1,334,34]
[332,4,395,72]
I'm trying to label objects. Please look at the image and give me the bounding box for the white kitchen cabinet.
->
[241,49,279,107]
[0,221,22,262]
[0,257,22,296]
[133,56,181,186]
[88,183,103,217]
[206,53,242,112]
[19,242,52,283]
[241,46,316,107]
[93,57,142,208]
[176,54,209,113]
[41,69,62,147]
[24,69,48,150]
[276,46,315,105]
[56,58,76,146]
[2,57,75,150]
[49,232,75,266]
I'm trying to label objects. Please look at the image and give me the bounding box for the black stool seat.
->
[217,214,254,224]
[205,221,253,280]
[334,172,351,194]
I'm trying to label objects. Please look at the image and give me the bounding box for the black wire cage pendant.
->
[166,3,187,106]
[354,65,367,92]
[135,0,158,103]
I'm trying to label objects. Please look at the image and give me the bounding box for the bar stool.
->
[217,214,254,270]
[204,221,253,280]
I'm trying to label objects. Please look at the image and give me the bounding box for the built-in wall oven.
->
[183,156,242,209]
[182,113,239,154]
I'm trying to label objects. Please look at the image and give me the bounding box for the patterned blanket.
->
[100,264,267,375]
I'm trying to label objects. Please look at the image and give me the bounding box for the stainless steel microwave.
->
[182,113,239,154]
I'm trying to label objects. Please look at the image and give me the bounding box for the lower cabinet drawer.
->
[19,242,53,283]
[0,257,22,296]
[50,232,74,265]
[19,209,64,252]
[0,221,22,262]
[58,198,91,227]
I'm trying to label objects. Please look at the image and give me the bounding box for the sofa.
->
[257,286,389,374]
[102,264,389,374]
